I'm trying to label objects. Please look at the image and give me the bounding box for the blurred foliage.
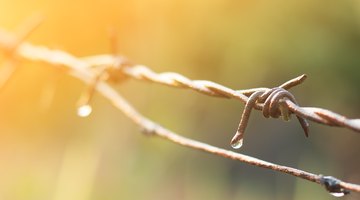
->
[0,0,359,199]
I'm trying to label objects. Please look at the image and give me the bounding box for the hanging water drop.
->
[77,104,92,117]
[329,192,345,197]
[279,103,291,122]
[231,138,243,149]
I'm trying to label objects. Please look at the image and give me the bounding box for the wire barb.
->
[231,91,263,149]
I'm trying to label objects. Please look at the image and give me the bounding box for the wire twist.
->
[230,78,310,148]
[260,87,310,136]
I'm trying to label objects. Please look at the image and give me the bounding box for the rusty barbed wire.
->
[81,55,360,134]
[0,21,360,195]
[2,34,360,140]
[1,21,359,140]
[124,65,360,132]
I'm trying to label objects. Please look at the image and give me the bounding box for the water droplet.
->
[279,104,291,122]
[231,139,243,149]
[77,104,92,117]
[329,192,345,197]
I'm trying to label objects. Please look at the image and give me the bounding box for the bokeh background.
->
[0,0,359,199]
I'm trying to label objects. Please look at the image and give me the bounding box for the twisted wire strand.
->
[126,66,360,132]
[11,47,360,133]
[81,55,360,134]
[5,40,359,135]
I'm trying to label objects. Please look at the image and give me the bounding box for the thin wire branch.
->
[0,29,360,195]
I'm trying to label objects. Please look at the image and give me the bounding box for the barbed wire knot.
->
[230,75,309,149]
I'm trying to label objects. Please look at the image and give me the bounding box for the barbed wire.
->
[0,19,359,196]
[82,55,360,133]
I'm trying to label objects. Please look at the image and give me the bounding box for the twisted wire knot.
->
[260,87,297,120]
[230,81,309,149]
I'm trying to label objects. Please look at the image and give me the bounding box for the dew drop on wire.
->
[279,104,291,122]
[77,104,92,117]
[329,192,345,197]
[231,139,243,149]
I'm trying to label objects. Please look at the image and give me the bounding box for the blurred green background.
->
[0,0,359,199]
